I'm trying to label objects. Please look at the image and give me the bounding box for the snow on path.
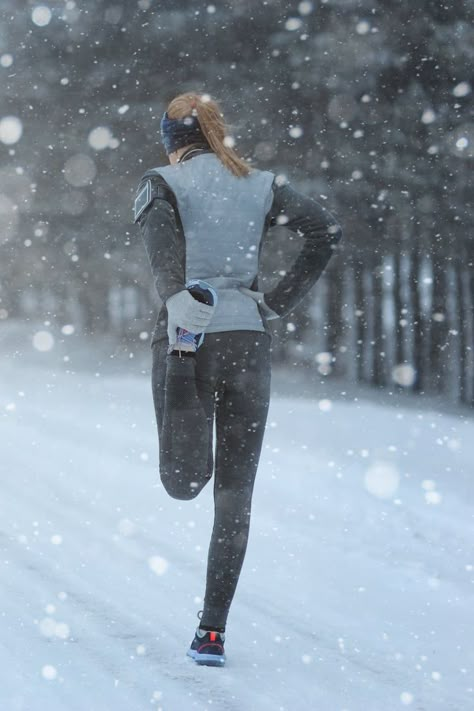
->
[0,357,473,711]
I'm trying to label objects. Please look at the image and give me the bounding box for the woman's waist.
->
[205,286,264,328]
[192,276,254,291]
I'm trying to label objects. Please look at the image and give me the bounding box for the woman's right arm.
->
[134,174,187,304]
[263,178,343,319]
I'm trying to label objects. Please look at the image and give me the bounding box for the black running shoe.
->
[186,628,226,667]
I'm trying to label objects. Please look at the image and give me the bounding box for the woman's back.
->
[147,151,275,333]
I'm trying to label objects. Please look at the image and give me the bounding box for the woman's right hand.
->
[166,289,215,344]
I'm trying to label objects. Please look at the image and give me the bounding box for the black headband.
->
[160,110,208,155]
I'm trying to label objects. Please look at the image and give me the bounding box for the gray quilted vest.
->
[149,152,275,334]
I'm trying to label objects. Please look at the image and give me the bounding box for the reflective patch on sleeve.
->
[133,180,152,223]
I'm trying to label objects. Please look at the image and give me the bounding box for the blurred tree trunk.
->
[326,263,343,376]
[342,257,358,384]
[467,265,474,407]
[372,248,386,387]
[454,260,469,402]
[353,251,365,383]
[81,280,111,337]
[361,248,375,385]
[410,245,423,393]
[392,247,404,369]
[430,254,449,394]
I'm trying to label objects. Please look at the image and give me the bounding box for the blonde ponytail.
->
[166,92,252,178]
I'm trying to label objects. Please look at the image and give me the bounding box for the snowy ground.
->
[1,329,473,711]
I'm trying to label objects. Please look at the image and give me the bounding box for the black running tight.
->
[151,330,272,630]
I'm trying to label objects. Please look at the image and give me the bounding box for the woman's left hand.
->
[239,286,265,305]
[239,287,279,320]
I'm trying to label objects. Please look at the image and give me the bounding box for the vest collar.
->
[177,144,214,163]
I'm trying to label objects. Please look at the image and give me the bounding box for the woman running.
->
[134,91,343,666]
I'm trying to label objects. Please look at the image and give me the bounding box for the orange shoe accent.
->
[210,632,217,642]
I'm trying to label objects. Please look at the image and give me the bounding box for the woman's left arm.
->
[262,179,343,319]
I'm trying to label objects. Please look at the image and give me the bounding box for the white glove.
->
[166,289,215,345]
[239,287,279,320]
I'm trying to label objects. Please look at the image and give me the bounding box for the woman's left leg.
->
[199,331,272,632]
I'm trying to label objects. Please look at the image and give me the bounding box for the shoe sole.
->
[186,649,226,667]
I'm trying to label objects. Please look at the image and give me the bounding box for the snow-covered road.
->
[1,354,473,711]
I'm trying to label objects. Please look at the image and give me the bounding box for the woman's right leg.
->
[151,339,216,500]
[150,339,169,439]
